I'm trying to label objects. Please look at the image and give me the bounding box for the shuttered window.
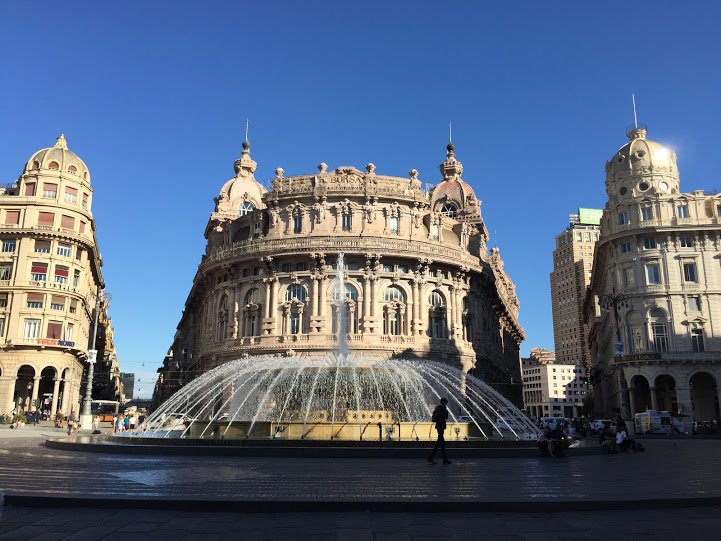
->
[42,183,58,198]
[54,265,69,284]
[64,187,78,203]
[38,212,54,226]
[82,193,89,208]
[34,240,51,253]
[27,292,44,308]
[50,295,65,311]
[30,262,48,281]
[4,211,20,225]
[60,215,75,230]
[46,321,63,339]
[24,183,36,196]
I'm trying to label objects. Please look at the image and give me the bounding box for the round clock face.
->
[659,181,669,192]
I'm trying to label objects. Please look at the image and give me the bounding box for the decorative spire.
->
[440,142,463,180]
[233,133,257,176]
[54,134,68,150]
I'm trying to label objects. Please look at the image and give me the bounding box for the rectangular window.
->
[620,242,632,253]
[64,187,78,203]
[641,207,653,221]
[717,204,721,218]
[691,329,705,352]
[622,267,634,288]
[293,214,302,233]
[2,239,16,253]
[651,323,669,353]
[79,221,86,234]
[677,205,689,218]
[75,248,82,261]
[56,243,71,257]
[0,318,4,337]
[46,321,63,339]
[0,293,7,308]
[38,212,54,227]
[617,212,629,225]
[69,300,77,314]
[431,223,440,240]
[30,262,48,282]
[34,240,51,253]
[383,264,394,273]
[65,323,74,342]
[687,296,701,312]
[253,266,261,275]
[390,216,400,235]
[73,270,80,287]
[347,262,360,271]
[679,234,694,248]
[281,263,292,272]
[24,183,36,196]
[60,215,75,230]
[26,293,44,309]
[683,262,697,282]
[4,210,20,225]
[341,212,352,231]
[643,237,657,249]
[646,263,661,284]
[295,263,307,272]
[42,183,58,198]
[82,193,89,209]
[23,319,41,338]
[0,264,12,281]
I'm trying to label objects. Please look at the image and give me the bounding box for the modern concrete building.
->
[120,372,135,401]
[521,347,587,419]
[154,141,525,406]
[586,125,721,423]
[0,135,118,419]
[550,210,601,372]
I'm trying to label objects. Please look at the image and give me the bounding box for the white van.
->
[634,410,674,435]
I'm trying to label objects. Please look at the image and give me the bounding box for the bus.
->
[91,400,120,423]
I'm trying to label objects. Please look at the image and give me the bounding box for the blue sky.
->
[1,1,719,398]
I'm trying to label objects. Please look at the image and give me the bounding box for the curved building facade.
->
[0,136,107,418]
[586,127,721,423]
[155,141,524,406]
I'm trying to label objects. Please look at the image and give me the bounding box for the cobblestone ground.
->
[1,425,721,539]
[0,505,719,540]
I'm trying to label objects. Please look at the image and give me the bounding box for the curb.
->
[4,493,721,513]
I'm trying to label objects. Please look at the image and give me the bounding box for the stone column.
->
[272,279,280,335]
[50,378,61,418]
[264,281,271,319]
[410,280,418,334]
[649,387,658,410]
[628,386,637,416]
[312,277,319,317]
[404,302,411,336]
[448,286,456,337]
[675,386,693,416]
[6,377,17,413]
[61,379,70,415]
[31,376,41,412]
[363,277,370,327]
[418,284,426,336]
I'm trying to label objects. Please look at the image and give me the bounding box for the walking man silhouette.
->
[428,397,451,464]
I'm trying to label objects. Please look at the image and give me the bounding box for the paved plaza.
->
[1,424,720,539]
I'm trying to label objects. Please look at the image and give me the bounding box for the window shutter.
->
[27,292,44,303]
[30,263,48,274]
[46,321,63,339]
[5,211,20,225]
[60,215,75,229]
[55,266,69,278]
[24,183,36,196]
[38,212,54,226]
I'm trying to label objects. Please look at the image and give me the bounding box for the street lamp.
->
[600,287,631,421]
[80,285,102,431]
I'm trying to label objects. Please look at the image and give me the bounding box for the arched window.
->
[428,290,447,339]
[331,283,359,334]
[383,286,405,303]
[382,286,406,336]
[217,296,229,340]
[649,308,668,353]
[292,209,302,233]
[239,202,254,216]
[286,284,307,302]
[626,312,645,353]
[244,288,261,337]
[441,203,457,217]
[342,209,352,231]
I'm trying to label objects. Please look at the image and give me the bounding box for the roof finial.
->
[245,118,249,142]
[632,94,638,129]
[449,121,452,144]
[54,134,68,150]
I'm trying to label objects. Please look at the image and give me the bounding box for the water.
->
[132,253,539,441]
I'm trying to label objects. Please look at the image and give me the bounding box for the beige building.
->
[0,135,108,418]
[521,347,587,419]
[550,210,601,372]
[155,141,525,406]
[586,126,721,422]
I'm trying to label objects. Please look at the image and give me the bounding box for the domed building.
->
[586,126,721,426]
[0,136,119,419]
[154,141,525,406]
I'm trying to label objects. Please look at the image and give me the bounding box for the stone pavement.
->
[1,425,720,510]
[0,504,719,540]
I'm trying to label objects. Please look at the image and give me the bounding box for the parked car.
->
[588,419,616,434]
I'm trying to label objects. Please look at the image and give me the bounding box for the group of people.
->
[537,425,571,457]
[112,412,145,433]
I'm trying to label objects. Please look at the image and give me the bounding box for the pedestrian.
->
[111,415,118,434]
[129,414,136,431]
[123,415,130,431]
[92,415,100,432]
[427,397,451,464]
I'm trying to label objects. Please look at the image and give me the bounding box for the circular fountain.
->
[118,254,538,446]
[130,354,539,442]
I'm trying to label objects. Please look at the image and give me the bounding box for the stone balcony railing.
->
[206,235,478,268]
[0,224,93,243]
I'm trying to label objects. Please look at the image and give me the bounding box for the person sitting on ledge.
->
[548,424,571,457]
[537,426,552,456]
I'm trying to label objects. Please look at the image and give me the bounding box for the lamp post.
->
[79,286,101,431]
[600,287,631,421]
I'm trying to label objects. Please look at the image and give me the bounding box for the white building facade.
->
[586,126,721,423]
[521,349,587,419]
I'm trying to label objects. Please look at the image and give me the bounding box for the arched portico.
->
[690,372,719,421]
[630,374,651,415]
[13,365,36,412]
[654,374,677,413]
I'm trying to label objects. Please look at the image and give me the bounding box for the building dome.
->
[23,135,91,181]
[605,127,680,199]
[214,139,267,217]
[430,144,481,219]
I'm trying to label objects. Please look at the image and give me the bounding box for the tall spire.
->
[440,141,463,180]
[234,125,257,176]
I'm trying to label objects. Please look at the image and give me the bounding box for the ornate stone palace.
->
[0,136,120,418]
[586,126,721,423]
[154,141,525,406]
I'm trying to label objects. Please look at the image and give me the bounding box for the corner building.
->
[156,141,525,405]
[586,126,721,423]
[0,136,105,418]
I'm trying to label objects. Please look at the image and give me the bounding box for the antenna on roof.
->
[245,118,249,141]
[632,94,638,129]
[449,121,452,144]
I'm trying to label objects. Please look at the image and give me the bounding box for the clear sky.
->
[1,1,720,398]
